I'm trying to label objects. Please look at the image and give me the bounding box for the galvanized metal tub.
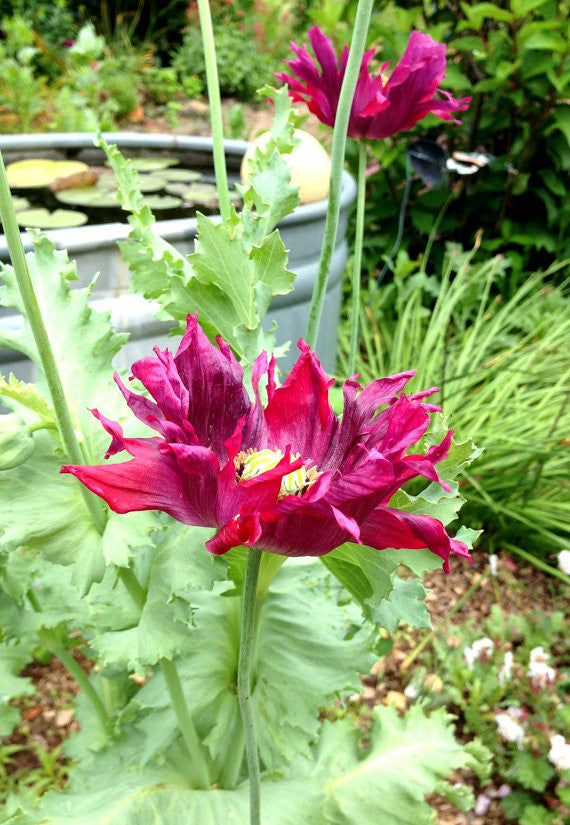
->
[0,132,356,381]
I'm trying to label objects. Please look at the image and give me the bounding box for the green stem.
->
[197,0,231,223]
[0,151,106,535]
[304,0,374,350]
[117,566,146,610]
[347,141,367,376]
[53,643,109,732]
[504,543,570,586]
[160,657,211,789]
[402,569,491,670]
[28,590,109,733]
[238,548,263,825]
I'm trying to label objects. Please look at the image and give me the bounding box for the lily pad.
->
[144,195,183,210]
[16,208,88,229]
[10,196,31,212]
[137,174,166,193]
[166,182,219,204]
[6,159,90,189]
[154,168,202,184]
[129,157,180,171]
[55,188,119,208]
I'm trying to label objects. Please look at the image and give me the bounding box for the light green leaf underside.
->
[132,563,373,772]
[317,704,471,825]
[0,233,128,456]
[91,523,226,670]
[6,774,324,825]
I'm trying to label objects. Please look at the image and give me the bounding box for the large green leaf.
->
[6,772,324,825]
[0,637,38,736]
[131,562,373,775]
[190,217,295,330]
[90,523,227,670]
[317,704,471,825]
[0,234,127,457]
[0,428,160,593]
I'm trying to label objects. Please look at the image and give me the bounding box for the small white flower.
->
[528,660,556,688]
[404,683,418,700]
[475,794,491,816]
[558,549,570,576]
[498,651,514,685]
[495,711,525,748]
[489,554,498,576]
[548,735,570,771]
[464,637,495,668]
[529,646,549,665]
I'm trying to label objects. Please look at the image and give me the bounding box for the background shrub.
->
[337,0,570,279]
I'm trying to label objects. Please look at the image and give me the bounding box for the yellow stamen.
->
[235,447,318,497]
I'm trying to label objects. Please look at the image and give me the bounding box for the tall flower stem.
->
[27,590,109,734]
[197,0,231,223]
[237,548,263,825]
[347,141,367,375]
[304,0,374,350]
[160,657,211,789]
[0,151,106,535]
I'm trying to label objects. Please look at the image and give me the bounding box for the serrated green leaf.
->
[508,751,554,792]
[0,431,106,593]
[320,543,397,618]
[433,779,475,812]
[9,773,324,825]
[318,704,471,825]
[0,430,162,594]
[190,216,295,331]
[132,563,372,773]
[0,642,36,702]
[0,234,127,456]
[241,151,300,244]
[91,523,225,669]
[0,374,54,422]
[373,576,431,633]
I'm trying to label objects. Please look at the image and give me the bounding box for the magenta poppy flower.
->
[275,27,470,140]
[61,315,471,571]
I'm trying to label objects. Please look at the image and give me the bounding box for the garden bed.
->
[2,553,564,823]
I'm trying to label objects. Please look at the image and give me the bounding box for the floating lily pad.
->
[16,208,88,229]
[128,157,180,171]
[137,174,165,193]
[144,194,183,210]
[6,159,90,189]
[154,168,202,184]
[167,182,219,203]
[11,196,31,212]
[55,187,120,208]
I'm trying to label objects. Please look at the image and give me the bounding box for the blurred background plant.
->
[342,0,570,279]
[406,604,570,824]
[338,243,570,562]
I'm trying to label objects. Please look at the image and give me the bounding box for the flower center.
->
[235,448,317,497]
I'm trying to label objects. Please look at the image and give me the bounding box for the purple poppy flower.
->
[275,27,470,140]
[61,314,471,569]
